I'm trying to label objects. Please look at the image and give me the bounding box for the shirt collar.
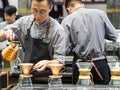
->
[35,17,50,27]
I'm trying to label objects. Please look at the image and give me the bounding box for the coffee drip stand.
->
[48,64,63,89]
[76,61,93,85]
[17,63,33,90]
[109,62,120,86]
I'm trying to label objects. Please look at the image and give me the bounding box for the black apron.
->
[23,19,52,83]
[72,53,111,85]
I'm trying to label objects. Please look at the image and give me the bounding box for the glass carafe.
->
[48,64,63,89]
[76,61,93,85]
[108,62,120,86]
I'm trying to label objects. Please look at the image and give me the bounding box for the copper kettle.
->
[1,41,19,61]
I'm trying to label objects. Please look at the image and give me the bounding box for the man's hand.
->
[33,60,49,72]
[6,29,15,41]
[33,60,60,72]
[0,30,6,41]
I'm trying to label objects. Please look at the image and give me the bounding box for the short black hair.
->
[32,0,53,6]
[4,5,17,16]
[64,0,82,8]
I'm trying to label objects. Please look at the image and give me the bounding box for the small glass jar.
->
[48,75,63,90]
[17,75,33,90]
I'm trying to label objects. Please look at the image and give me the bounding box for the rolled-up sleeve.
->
[103,12,118,41]
[52,27,66,64]
[61,20,73,55]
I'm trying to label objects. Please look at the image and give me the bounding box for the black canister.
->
[0,73,2,90]
[1,72,8,88]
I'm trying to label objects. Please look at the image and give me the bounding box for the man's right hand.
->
[0,29,15,42]
[6,29,15,41]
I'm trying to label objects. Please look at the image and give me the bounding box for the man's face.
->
[4,13,16,24]
[31,0,53,24]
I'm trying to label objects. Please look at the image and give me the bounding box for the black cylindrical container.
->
[0,74,2,90]
[1,72,8,88]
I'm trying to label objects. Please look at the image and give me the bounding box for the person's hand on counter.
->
[33,60,60,72]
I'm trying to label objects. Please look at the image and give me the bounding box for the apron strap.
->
[74,53,104,80]
[45,19,50,38]
[90,60,103,80]
[26,18,50,39]
[26,18,35,39]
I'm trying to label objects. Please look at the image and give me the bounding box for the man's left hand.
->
[33,60,49,72]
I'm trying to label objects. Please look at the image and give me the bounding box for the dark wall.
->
[0,0,9,22]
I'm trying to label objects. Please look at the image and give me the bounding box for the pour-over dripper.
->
[108,62,120,86]
[76,61,93,70]
[76,61,93,85]
[108,62,120,69]
[19,63,33,77]
[48,64,63,77]
[17,63,34,90]
[48,64,64,89]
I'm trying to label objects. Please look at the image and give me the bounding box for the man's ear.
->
[66,8,70,14]
[14,14,17,17]
[49,5,53,11]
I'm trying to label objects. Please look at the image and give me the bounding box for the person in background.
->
[0,5,17,69]
[0,0,65,84]
[0,5,17,29]
[61,0,118,84]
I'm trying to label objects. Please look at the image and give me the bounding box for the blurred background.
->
[0,0,119,29]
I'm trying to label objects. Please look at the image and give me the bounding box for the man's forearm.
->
[0,31,6,41]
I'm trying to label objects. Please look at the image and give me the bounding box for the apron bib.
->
[23,19,52,83]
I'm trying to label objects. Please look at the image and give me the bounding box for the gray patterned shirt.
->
[61,8,118,58]
[5,15,65,64]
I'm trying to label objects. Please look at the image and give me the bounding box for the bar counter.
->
[11,84,120,90]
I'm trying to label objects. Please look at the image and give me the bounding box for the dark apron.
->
[23,19,52,83]
[72,53,111,85]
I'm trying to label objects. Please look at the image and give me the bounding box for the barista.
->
[0,0,65,83]
[62,0,118,84]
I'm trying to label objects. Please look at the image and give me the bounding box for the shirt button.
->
[40,27,42,29]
